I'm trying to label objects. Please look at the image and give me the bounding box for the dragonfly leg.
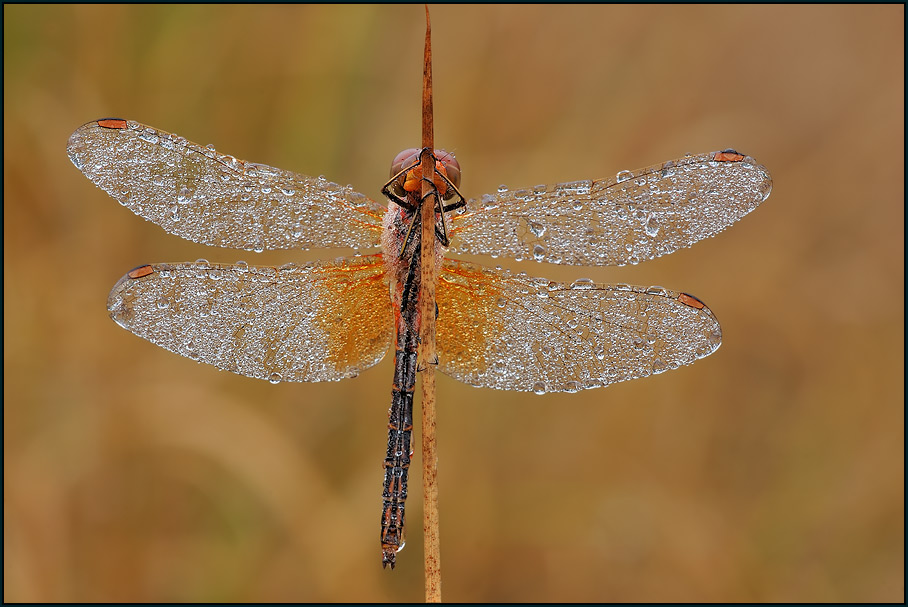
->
[434,168,466,213]
[381,156,423,211]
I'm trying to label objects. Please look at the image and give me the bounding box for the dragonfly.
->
[67,117,771,568]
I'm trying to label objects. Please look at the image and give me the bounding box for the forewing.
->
[107,254,391,382]
[68,119,385,251]
[449,151,772,266]
[436,259,721,393]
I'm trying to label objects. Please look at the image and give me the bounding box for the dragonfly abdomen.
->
[381,347,416,568]
[381,230,422,568]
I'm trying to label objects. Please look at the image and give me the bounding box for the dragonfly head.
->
[389,148,461,201]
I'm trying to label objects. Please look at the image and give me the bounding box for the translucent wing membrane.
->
[68,119,385,251]
[107,255,392,382]
[449,151,772,266]
[436,259,722,393]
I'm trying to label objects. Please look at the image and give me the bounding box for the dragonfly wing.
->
[107,254,392,382]
[436,259,721,393]
[448,150,771,266]
[68,119,385,251]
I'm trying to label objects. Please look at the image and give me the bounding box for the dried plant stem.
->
[418,6,442,603]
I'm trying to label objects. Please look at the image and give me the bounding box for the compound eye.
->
[390,148,420,178]
[388,148,420,197]
[435,150,461,200]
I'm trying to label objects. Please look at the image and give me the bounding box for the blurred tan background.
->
[4,5,903,602]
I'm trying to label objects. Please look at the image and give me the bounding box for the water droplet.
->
[555,179,592,195]
[496,297,507,308]
[195,258,209,265]
[206,144,216,151]
[253,243,265,253]
[646,286,668,296]
[661,161,675,178]
[497,184,509,193]
[644,214,659,237]
[594,345,605,360]
[653,358,667,373]
[571,278,594,290]
[281,187,295,196]
[156,297,170,310]
[153,175,164,187]
[708,330,721,346]
[563,381,580,393]
[139,128,158,144]
[616,170,633,182]
[482,194,498,210]
[533,244,546,261]
[532,382,546,395]
[235,260,248,272]
[529,221,546,237]
[177,186,191,204]
[269,372,282,385]
[632,336,645,349]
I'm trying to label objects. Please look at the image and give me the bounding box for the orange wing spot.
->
[310,257,390,372]
[678,292,706,309]
[437,264,507,373]
[97,118,128,129]
[713,150,745,162]
[127,265,154,279]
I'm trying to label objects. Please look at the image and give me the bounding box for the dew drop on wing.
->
[529,221,546,237]
[708,330,722,346]
[644,214,659,237]
[532,382,546,395]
